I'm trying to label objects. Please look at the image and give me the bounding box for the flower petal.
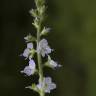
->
[37,39,52,57]
[21,66,33,76]
[45,77,52,84]
[29,59,36,69]
[27,43,33,49]
[23,48,30,58]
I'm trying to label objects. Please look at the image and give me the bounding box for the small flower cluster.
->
[21,59,36,76]
[21,36,61,93]
[20,0,62,96]
[37,77,56,93]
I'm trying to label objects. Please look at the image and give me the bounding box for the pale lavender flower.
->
[22,43,33,58]
[29,59,35,69]
[49,60,62,68]
[46,56,62,69]
[27,43,33,49]
[21,59,36,76]
[37,77,56,93]
[22,48,30,58]
[37,39,52,57]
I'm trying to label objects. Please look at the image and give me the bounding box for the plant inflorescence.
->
[20,0,62,96]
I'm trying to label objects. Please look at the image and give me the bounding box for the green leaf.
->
[44,55,54,69]
[44,56,51,68]
[39,5,46,16]
[44,61,54,69]
[35,0,45,8]
[29,9,38,17]
[32,17,40,29]
[40,27,50,36]
[32,83,40,93]
[29,49,36,58]
[24,33,36,42]
[26,83,39,93]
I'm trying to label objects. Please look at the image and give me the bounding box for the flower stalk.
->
[37,23,44,96]
[20,0,62,96]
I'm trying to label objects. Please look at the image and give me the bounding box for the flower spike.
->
[20,0,62,96]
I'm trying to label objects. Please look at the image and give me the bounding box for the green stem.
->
[37,26,45,96]
[35,0,45,96]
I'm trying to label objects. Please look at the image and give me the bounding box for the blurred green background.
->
[0,0,96,96]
